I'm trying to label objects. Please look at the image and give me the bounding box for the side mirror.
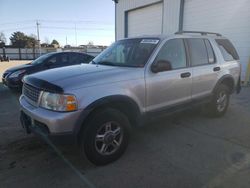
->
[151,60,172,73]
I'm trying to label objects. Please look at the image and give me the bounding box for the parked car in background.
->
[19,31,241,165]
[0,55,10,62]
[2,52,94,90]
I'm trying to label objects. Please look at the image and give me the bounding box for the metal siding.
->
[127,3,163,37]
[163,0,181,35]
[183,0,250,77]
[116,0,163,39]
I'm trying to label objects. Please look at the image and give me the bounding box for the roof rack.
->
[175,31,222,37]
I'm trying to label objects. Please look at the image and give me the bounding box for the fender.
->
[212,74,235,94]
[73,95,142,135]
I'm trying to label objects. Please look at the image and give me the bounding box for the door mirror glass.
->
[151,60,172,73]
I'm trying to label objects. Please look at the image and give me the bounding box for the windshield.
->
[31,53,53,65]
[92,38,159,67]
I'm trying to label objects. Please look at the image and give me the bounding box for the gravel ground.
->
[0,60,30,78]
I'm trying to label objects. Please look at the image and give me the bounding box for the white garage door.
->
[183,0,250,77]
[127,3,163,37]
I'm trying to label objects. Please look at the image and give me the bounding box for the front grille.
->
[23,83,41,104]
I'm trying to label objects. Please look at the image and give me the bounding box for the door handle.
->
[180,72,191,78]
[213,67,221,72]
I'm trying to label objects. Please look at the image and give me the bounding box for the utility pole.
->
[66,36,68,45]
[74,23,77,47]
[36,20,41,56]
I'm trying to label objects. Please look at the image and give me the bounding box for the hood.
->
[6,63,33,72]
[25,64,144,91]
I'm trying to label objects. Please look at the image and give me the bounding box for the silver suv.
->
[20,31,241,165]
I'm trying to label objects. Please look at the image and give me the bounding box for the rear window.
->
[215,39,239,61]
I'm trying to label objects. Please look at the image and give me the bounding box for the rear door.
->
[186,38,218,99]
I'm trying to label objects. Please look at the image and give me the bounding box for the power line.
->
[38,19,113,25]
[40,26,113,31]
[0,26,36,32]
[0,20,35,26]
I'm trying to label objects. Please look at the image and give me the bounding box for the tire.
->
[80,108,131,165]
[204,84,230,117]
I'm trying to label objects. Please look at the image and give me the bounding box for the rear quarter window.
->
[215,39,239,61]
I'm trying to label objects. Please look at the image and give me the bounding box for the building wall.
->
[183,0,250,78]
[116,0,249,76]
[162,0,181,35]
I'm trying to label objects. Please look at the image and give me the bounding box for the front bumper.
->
[19,95,83,142]
[2,76,22,88]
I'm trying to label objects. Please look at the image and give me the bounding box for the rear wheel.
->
[80,108,130,165]
[204,84,230,117]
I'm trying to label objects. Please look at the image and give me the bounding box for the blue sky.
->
[0,0,115,46]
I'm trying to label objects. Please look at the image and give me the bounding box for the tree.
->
[87,41,94,46]
[25,35,37,48]
[51,39,59,45]
[51,39,60,48]
[9,32,37,48]
[9,31,27,48]
[0,32,7,44]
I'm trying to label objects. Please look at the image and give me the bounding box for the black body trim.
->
[23,75,64,93]
[73,95,142,135]
[145,94,212,120]
[212,74,235,94]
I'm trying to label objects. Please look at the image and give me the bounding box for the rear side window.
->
[204,39,216,63]
[215,39,239,61]
[69,54,81,64]
[60,54,68,64]
[187,39,208,66]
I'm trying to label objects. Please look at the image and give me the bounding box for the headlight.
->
[40,92,77,112]
[9,70,26,78]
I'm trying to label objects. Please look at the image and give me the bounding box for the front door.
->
[146,38,192,112]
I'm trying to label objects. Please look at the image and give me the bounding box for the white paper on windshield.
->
[140,39,159,44]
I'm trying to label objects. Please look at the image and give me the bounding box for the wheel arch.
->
[74,95,142,144]
[213,74,235,94]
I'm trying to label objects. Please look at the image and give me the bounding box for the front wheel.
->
[80,108,131,165]
[204,84,230,117]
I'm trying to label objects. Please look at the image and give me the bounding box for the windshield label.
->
[140,39,159,44]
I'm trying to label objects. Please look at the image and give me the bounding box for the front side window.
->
[154,39,187,70]
[187,38,208,66]
[92,38,159,67]
[83,54,94,63]
[47,56,57,64]
[31,53,54,65]
[215,39,239,61]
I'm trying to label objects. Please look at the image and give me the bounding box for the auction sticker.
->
[140,39,159,44]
